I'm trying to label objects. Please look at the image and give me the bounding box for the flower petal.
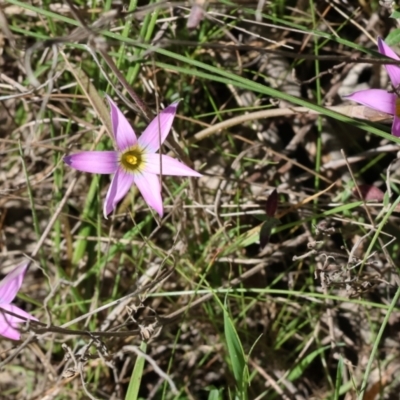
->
[138,102,179,153]
[0,304,37,340]
[144,154,202,177]
[392,115,400,137]
[106,95,137,151]
[0,263,28,304]
[345,89,396,115]
[103,168,134,218]
[64,151,119,174]
[0,312,20,340]
[1,304,37,322]
[134,173,163,216]
[378,37,400,87]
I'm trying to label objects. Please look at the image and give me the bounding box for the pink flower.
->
[64,97,202,218]
[0,263,37,340]
[345,38,400,137]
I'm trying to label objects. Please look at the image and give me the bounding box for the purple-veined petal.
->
[378,38,400,61]
[0,263,28,304]
[103,167,134,218]
[144,154,202,177]
[345,89,396,115]
[378,38,400,87]
[106,95,137,151]
[138,102,179,153]
[0,325,19,340]
[0,304,37,340]
[64,151,119,174]
[0,304,37,322]
[392,115,400,137]
[133,172,163,216]
[0,312,20,340]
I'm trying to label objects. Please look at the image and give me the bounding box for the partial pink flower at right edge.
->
[0,263,37,340]
[344,37,400,137]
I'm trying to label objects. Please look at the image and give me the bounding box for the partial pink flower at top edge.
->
[64,97,202,218]
[354,184,385,202]
[0,263,38,340]
[344,37,400,137]
[187,5,205,29]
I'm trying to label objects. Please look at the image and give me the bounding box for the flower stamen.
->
[120,147,144,172]
[126,155,137,165]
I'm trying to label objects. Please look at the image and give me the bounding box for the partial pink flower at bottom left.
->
[0,263,37,340]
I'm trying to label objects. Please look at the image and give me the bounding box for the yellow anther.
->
[126,155,137,165]
[120,147,144,172]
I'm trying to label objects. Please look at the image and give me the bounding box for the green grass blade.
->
[18,141,47,270]
[333,356,344,400]
[358,282,400,399]
[125,341,148,400]
[224,300,248,400]
[207,388,223,400]
[287,345,331,381]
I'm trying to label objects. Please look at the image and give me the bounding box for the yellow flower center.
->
[120,147,144,173]
[125,154,138,165]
